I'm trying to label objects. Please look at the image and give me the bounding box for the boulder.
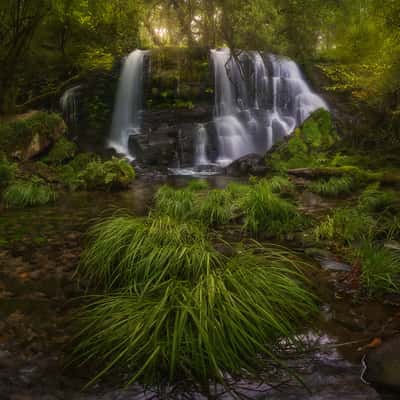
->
[226,154,267,176]
[363,335,400,391]
[0,111,66,161]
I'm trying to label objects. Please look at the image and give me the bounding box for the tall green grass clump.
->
[74,214,317,389]
[154,185,196,221]
[198,189,234,225]
[355,244,400,296]
[358,183,399,213]
[308,176,355,197]
[186,179,209,191]
[314,208,376,244]
[3,178,56,207]
[242,180,304,236]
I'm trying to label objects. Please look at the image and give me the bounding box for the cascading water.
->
[211,49,256,166]
[60,85,81,127]
[198,49,328,167]
[194,124,210,166]
[109,50,148,160]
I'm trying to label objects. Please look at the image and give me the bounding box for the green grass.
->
[358,183,399,213]
[78,215,218,289]
[314,208,376,244]
[241,180,305,236]
[0,153,17,188]
[44,137,77,165]
[153,185,196,221]
[355,244,400,296]
[308,176,355,197]
[73,218,317,388]
[186,179,209,191]
[3,179,56,208]
[198,189,234,225]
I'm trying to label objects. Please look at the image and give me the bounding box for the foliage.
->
[0,112,65,153]
[3,178,56,208]
[44,137,77,165]
[268,109,337,172]
[198,189,234,226]
[358,183,399,214]
[241,180,305,236]
[153,186,196,221]
[0,153,17,188]
[79,157,135,191]
[186,179,209,191]
[355,244,400,296]
[308,176,355,197]
[314,208,376,244]
[75,212,317,388]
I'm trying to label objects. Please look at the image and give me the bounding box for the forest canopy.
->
[1,0,399,133]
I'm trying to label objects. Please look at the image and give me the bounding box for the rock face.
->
[0,111,66,161]
[363,335,400,391]
[226,154,267,176]
[131,106,215,167]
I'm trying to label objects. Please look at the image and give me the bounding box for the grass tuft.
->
[3,178,56,207]
[355,244,400,296]
[308,176,355,197]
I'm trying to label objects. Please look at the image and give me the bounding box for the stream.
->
[0,175,398,400]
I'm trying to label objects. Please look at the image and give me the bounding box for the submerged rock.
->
[363,335,400,392]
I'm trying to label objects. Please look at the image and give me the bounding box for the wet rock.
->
[319,258,352,272]
[226,154,267,176]
[363,335,400,391]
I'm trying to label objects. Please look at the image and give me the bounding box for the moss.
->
[43,137,78,165]
[267,109,338,172]
[0,112,65,155]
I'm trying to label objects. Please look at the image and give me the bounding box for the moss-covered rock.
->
[0,111,66,161]
[267,109,338,172]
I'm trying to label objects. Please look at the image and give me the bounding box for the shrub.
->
[314,208,376,244]
[74,214,317,388]
[44,137,77,165]
[154,186,196,221]
[242,180,304,236]
[3,178,56,207]
[308,176,355,197]
[0,153,17,188]
[355,244,400,296]
[79,157,135,191]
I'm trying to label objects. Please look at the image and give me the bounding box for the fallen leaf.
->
[366,337,382,349]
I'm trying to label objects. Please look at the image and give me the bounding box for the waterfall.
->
[60,85,81,127]
[211,49,256,166]
[194,124,210,166]
[109,50,148,160]
[208,49,328,166]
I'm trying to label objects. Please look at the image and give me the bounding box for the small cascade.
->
[109,50,148,160]
[208,49,328,166]
[194,124,210,166]
[211,49,256,166]
[60,85,81,127]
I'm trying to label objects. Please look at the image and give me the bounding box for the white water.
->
[194,124,210,166]
[206,49,328,166]
[109,50,148,160]
[211,49,256,166]
[60,85,81,127]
